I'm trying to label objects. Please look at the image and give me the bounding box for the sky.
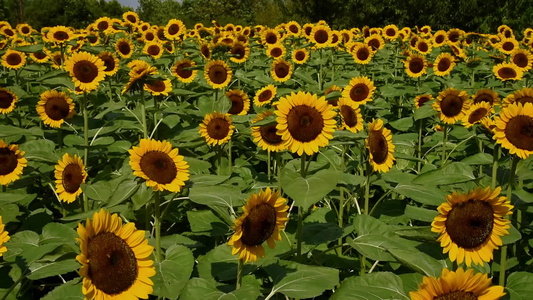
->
[115,0,140,9]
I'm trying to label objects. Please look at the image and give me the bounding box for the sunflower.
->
[1,49,26,70]
[171,58,197,84]
[352,43,373,64]
[365,119,395,173]
[144,78,172,96]
[337,98,364,133]
[503,87,533,108]
[433,30,448,47]
[261,28,280,45]
[251,111,286,152]
[199,112,235,146]
[129,139,190,192]
[309,24,332,48]
[286,21,301,36]
[364,34,385,51]
[94,17,112,33]
[226,89,250,115]
[228,188,289,263]
[415,39,432,55]
[76,209,155,300]
[53,153,87,203]
[510,48,533,71]
[270,58,293,83]
[382,24,399,40]
[64,51,106,93]
[0,87,17,114]
[414,94,433,109]
[493,62,523,81]
[142,29,157,43]
[123,11,139,25]
[1,26,16,39]
[493,102,533,159]
[266,43,286,59]
[50,51,66,69]
[447,28,464,44]
[115,38,134,59]
[0,140,27,186]
[199,42,211,60]
[433,88,470,124]
[432,186,513,266]
[290,48,308,65]
[433,52,456,76]
[164,19,185,40]
[462,102,493,128]
[0,215,9,257]
[404,52,427,78]
[122,60,158,94]
[48,26,74,44]
[254,85,277,107]
[472,89,500,106]
[342,76,376,105]
[143,41,163,59]
[98,51,120,76]
[275,91,336,156]
[229,42,250,63]
[497,37,519,55]
[410,268,505,300]
[203,60,232,89]
[16,23,32,36]
[36,90,75,128]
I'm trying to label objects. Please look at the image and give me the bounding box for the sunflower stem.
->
[441,124,448,167]
[228,139,232,174]
[296,153,307,260]
[0,272,25,300]
[364,161,371,215]
[275,152,282,191]
[236,258,244,289]
[2,185,6,192]
[267,151,271,181]
[81,93,89,213]
[152,96,159,140]
[140,89,148,139]
[417,119,423,173]
[154,190,162,262]
[491,145,500,189]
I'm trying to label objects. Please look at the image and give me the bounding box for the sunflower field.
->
[1,13,533,300]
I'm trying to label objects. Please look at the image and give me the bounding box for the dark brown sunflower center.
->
[435,291,477,300]
[201,45,211,59]
[356,48,370,61]
[513,53,529,68]
[448,32,459,43]
[350,83,370,102]
[33,51,47,60]
[240,203,277,246]
[62,163,84,193]
[231,45,246,59]
[53,31,69,41]
[118,42,131,55]
[265,33,277,44]
[445,199,494,249]
[385,28,396,37]
[168,24,180,35]
[369,130,388,164]
[260,124,283,145]
[6,53,22,66]
[0,91,14,109]
[175,62,192,78]
[97,21,109,31]
[73,61,99,83]
[0,148,18,176]
[207,117,231,140]
[409,58,424,74]
[147,45,161,56]
[502,42,514,51]
[145,32,155,41]
[368,39,380,50]
[208,65,228,84]
[289,25,298,33]
[258,90,273,102]
[139,150,177,184]
[126,15,137,23]
[270,47,282,58]
[473,93,494,105]
[87,232,138,295]
[21,26,30,34]
[417,96,431,107]
[438,58,451,72]
[340,105,358,127]
[274,62,290,78]
[228,95,244,114]
[287,105,324,142]
[101,55,116,72]
[304,26,312,36]
[146,81,166,93]
[45,96,70,121]
[468,108,488,124]
[435,35,445,44]
[87,35,98,44]
[498,67,517,79]
[504,115,533,151]
[516,96,533,105]
[418,42,429,52]
[295,51,306,61]
[314,29,328,44]
[441,95,464,117]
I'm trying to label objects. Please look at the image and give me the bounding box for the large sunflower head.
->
[1,49,26,70]
[270,58,293,83]
[76,209,155,300]
[462,102,493,128]
[266,43,286,59]
[122,60,158,94]
[0,215,9,257]
[415,38,432,55]
[433,30,448,47]
[432,186,513,266]
[164,19,185,40]
[365,119,395,173]
[48,25,74,44]
[510,48,533,71]
[0,87,17,114]
[291,48,310,65]
[36,90,75,128]
[204,60,232,89]
[144,78,172,96]
[0,140,27,186]
[433,52,456,76]
[286,21,301,36]
[382,24,399,40]
[497,37,518,55]
[228,188,289,262]
[64,51,106,93]
[275,91,336,156]
[309,24,332,48]
[352,43,374,65]
[225,89,250,115]
[143,41,164,59]
[115,38,135,59]
[54,153,87,203]
[342,76,376,105]
[229,42,250,63]
[251,111,286,152]
[171,58,197,84]
[199,112,235,146]
[494,102,533,159]
[472,89,500,106]
[433,88,471,124]
[410,268,505,300]
[123,11,140,25]
[502,87,533,109]
[16,23,32,36]
[129,139,190,192]
[98,51,120,76]
[365,34,385,51]
[336,98,364,133]
[404,52,427,78]
[254,85,277,107]
[493,62,523,81]
[447,28,464,44]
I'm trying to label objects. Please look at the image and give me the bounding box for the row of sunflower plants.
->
[0,13,532,299]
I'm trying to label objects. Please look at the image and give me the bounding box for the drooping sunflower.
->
[472,88,501,106]
[76,209,156,300]
[225,89,250,115]
[164,19,185,40]
[352,43,373,64]
[204,60,232,89]
[510,48,533,71]
[342,76,376,105]
[324,85,343,106]
[50,51,66,69]
[433,88,470,124]
[228,188,289,263]
[254,85,277,107]
[0,215,9,257]
[432,186,513,266]
[1,49,26,70]
[309,24,332,48]
[365,119,395,173]
[404,52,428,78]
[337,98,364,133]
[36,90,75,128]
[97,51,120,76]
[0,140,27,186]
[433,52,456,76]
[493,62,523,81]
[291,48,309,65]
[122,60,158,94]
[144,78,172,96]
[410,268,505,300]
[302,23,313,38]
[251,111,286,152]
[64,51,106,93]
[48,26,74,44]
[199,111,235,146]
[414,94,433,109]
[200,42,211,60]
[494,102,533,159]
[143,41,163,59]
[270,58,293,83]
[115,38,134,59]
[462,102,493,128]
[275,91,336,156]
[229,42,250,63]
[171,58,197,84]
[0,87,17,114]
[129,139,190,192]
[54,153,87,203]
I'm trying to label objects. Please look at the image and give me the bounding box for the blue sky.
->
[115,0,140,9]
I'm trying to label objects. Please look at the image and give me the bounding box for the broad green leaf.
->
[501,225,521,245]
[349,234,396,261]
[0,204,21,224]
[81,180,112,202]
[412,162,475,185]
[281,167,340,209]
[331,272,409,300]
[196,245,238,281]
[353,214,393,236]
[302,222,343,245]
[394,226,439,242]
[0,193,36,205]
[218,284,262,300]
[40,223,77,245]
[506,272,533,300]
[189,174,230,186]
[188,185,245,208]
[387,248,445,277]
[28,259,80,280]
[131,183,154,210]
[389,117,414,131]
[107,177,139,207]
[414,104,437,120]
[267,266,339,299]
[42,279,83,300]
[398,273,424,296]
[394,184,447,206]
[180,278,223,300]
[152,245,194,300]
[186,210,229,236]
[514,189,533,203]
[185,157,213,174]
[461,153,493,165]
[404,205,439,222]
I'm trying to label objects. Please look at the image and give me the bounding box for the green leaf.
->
[412,162,475,185]
[461,153,493,165]
[387,247,445,277]
[404,205,439,222]
[349,234,396,261]
[0,204,21,224]
[0,193,36,205]
[186,210,229,236]
[506,272,533,300]
[188,185,245,208]
[293,69,317,85]
[152,245,195,300]
[180,278,223,300]
[41,222,77,245]
[218,284,262,300]
[131,183,154,210]
[81,180,112,202]
[414,104,437,120]
[514,189,533,203]
[331,272,409,300]
[106,177,139,207]
[280,167,340,209]
[267,266,339,299]
[389,117,414,131]
[394,184,447,206]
[42,279,83,300]
[501,225,521,245]
[28,259,80,280]
[14,44,44,53]
[196,245,239,281]
[302,222,343,245]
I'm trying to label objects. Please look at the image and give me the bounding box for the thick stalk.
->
[228,139,232,174]
[417,119,423,173]
[267,150,271,181]
[441,124,448,167]
[154,191,162,262]
[491,146,500,189]
[296,153,307,260]
[140,89,148,139]
[236,259,244,289]
[364,161,371,215]
[499,156,519,286]
[81,94,89,212]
